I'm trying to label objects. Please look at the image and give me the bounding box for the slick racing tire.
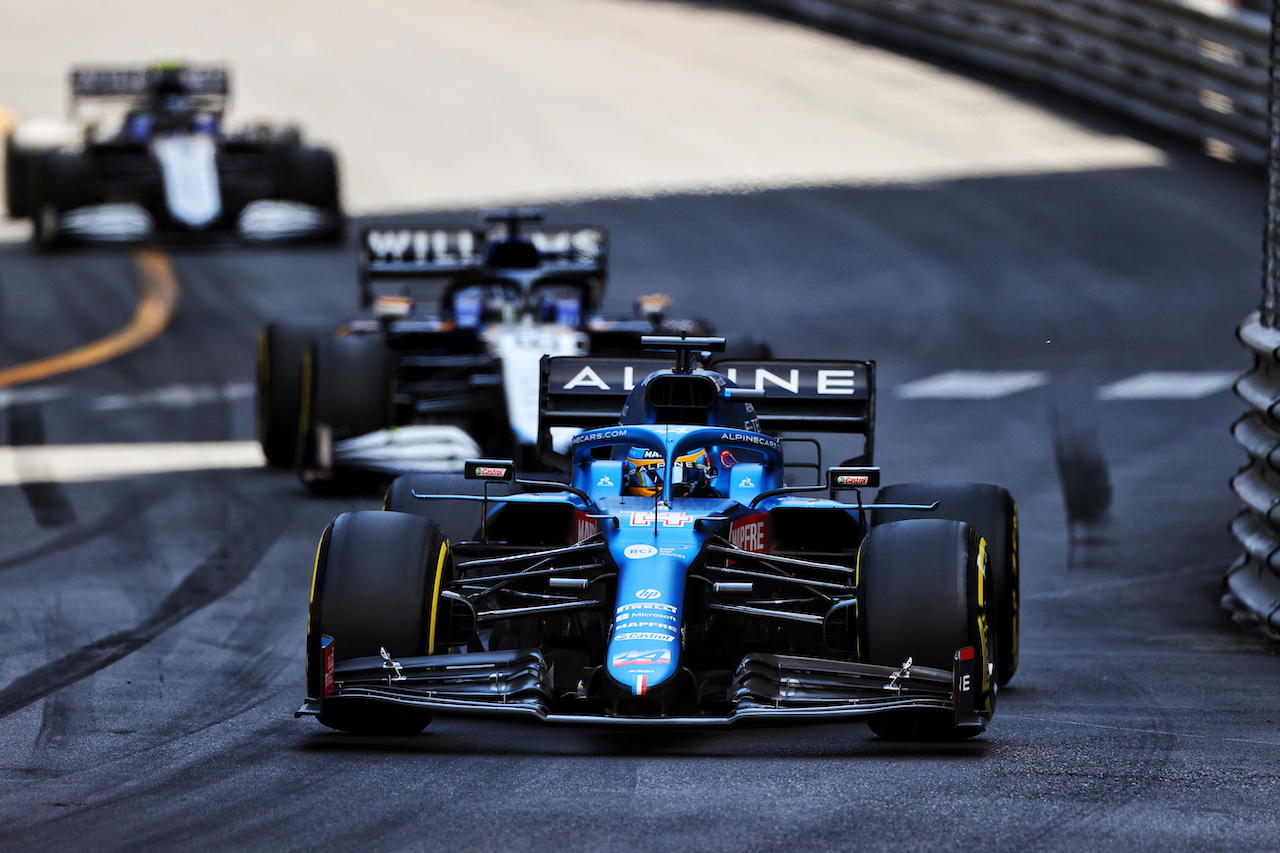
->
[385,473,519,544]
[308,511,452,735]
[31,150,92,250]
[285,146,339,209]
[283,146,342,242]
[297,332,393,482]
[4,133,32,219]
[5,120,74,219]
[874,483,1019,687]
[256,320,333,468]
[858,519,993,741]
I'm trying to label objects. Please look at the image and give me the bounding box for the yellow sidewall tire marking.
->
[426,538,449,655]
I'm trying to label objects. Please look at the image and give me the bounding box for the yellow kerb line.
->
[0,246,180,387]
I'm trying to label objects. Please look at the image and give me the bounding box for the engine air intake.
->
[645,374,718,410]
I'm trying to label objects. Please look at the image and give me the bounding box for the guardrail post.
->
[1266,0,1280,326]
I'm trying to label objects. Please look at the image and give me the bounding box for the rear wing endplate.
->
[537,355,876,466]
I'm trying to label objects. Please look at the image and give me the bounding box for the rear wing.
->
[358,224,609,308]
[537,355,876,466]
[71,66,230,99]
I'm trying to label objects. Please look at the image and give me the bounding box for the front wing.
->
[296,646,986,732]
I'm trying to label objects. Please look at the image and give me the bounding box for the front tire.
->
[308,511,452,735]
[858,519,993,740]
[875,483,1019,686]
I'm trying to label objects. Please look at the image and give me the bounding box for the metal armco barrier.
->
[1230,312,1280,635]
[749,0,1272,163]
[1227,1,1280,635]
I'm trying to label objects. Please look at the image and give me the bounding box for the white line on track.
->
[1096,371,1238,400]
[0,442,264,486]
[0,386,68,407]
[895,371,1049,399]
[92,382,254,411]
[1022,562,1222,601]
[999,713,1280,748]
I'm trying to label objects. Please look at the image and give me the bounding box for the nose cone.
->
[605,545,690,703]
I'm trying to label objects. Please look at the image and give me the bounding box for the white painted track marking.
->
[896,371,1049,399]
[1096,372,1238,400]
[0,386,68,407]
[0,442,264,486]
[92,382,253,411]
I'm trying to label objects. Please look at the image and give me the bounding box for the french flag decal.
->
[634,675,648,696]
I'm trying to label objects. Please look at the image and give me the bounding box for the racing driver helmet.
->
[623,447,720,498]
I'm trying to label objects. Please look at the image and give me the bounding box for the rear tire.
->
[31,150,92,249]
[256,321,333,468]
[285,146,340,210]
[4,134,33,218]
[858,519,992,740]
[297,332,393,484]
[285,145,342,243]
[385,473,520,543]
[875,483,1018,686]
[5,120,74,219]
[308,511,452,735]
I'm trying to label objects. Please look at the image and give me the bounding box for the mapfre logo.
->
[573,510,599,543]
[728,513,771,554]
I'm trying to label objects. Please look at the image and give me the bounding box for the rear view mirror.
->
[827,466,880,490]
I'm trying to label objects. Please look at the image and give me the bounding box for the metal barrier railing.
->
[746,0,1280,632]
[749,0,1271,162]
[1230,312,1280,635]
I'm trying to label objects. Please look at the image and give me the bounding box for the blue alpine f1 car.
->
[297,337,1019,740]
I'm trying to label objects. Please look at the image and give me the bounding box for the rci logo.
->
[634,588,662,600]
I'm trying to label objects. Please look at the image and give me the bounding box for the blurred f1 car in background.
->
[297,336,1019,739]
[256,209,771,483]
[4,62,342,246]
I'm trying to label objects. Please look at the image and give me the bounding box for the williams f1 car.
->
[4,62,342,246]
[297,337,1019,740]
[257,210,769,482]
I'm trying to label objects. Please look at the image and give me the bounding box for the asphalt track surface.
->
[0,1,1277,850]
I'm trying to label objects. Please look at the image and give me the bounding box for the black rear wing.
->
[358,224,609,308]
[537,355,876,466]
[71,66,230,99]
